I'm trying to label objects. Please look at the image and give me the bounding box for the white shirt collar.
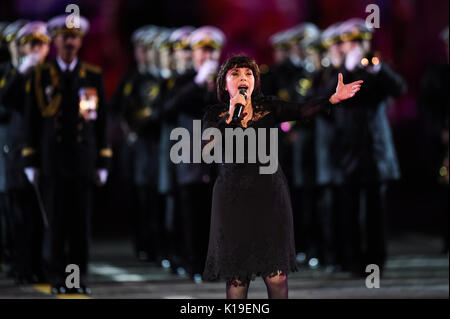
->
[57,56,78,72]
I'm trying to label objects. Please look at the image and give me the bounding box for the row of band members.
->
[0,16,447,294]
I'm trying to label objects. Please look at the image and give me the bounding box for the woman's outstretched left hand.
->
[329,73,363,104]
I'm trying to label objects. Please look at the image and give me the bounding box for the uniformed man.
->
[157,26,195,275]
[1,21,50,284]
[163,26,225,282]
[170,26,194,76]
[268,29,292,65]
[260,28,292,95]
[144,26,162,79]
[312,21,345,272]
[149,27,174,269]
[418,26,449,253]
[22,15,111,294]
[261,24,306,99]
[0,19,29,278]
[285,23,324,269]
[332,18,406,276]
[109,26,145,261]
[110,25,165,264]
[261,23,323,268]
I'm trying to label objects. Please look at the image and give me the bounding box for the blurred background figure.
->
[110,25,164,264]
[171,26,194,76]
[162,26,225,282]
[152,27,175,270]
[311,21,345,272]
[22,14,111,294]
[0,19,28,280]
[109,25,151,263]
[331,18,406,276]
[1,20,50,285]
[261,22,326,269]
[287,23,323,270]
[418,25,449,254]
[268,29,291,65]
[156,25,195,276]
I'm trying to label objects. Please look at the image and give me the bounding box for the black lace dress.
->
[202,96,334,284]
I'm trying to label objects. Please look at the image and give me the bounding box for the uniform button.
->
[77,123,83,130]
[57,136,62,143]
[77,136,83,143]
[3,145,9,154]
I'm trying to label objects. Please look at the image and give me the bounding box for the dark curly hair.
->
[216,55,262,102]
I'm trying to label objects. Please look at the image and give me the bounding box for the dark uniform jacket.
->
[110,68,161,187]
[0,62,29,190]
[163,68,218,186]
[156,74,178,194]
[332,63,406,184]
[418,63,449,181]
[261,58,305,101]
[313,66,341,186]
[261,58,318,187]
[22,59,111,182]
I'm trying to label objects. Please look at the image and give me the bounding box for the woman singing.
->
[202,55,362,299]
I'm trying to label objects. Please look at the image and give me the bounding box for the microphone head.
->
[238,87,247,99]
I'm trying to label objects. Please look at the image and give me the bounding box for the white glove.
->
[127,131,138,145]
[194,60,218,85]
[18,53,41,75]
[367,62,382,74]
[89,111,97,120]
[24,167,39,185]
[80,109,98,121]
[344,46,364,72]
[96,168,108,186]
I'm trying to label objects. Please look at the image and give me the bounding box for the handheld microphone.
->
[232,87,247,121]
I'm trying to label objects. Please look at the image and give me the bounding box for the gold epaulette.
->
[134,106,152,119]
[123,82,133,96]
[167,78,175,89]
[35,63,62,117]
[99,148,113,158]
[82,62,102,74]
[39,62,54,71]
[278,88,290,101]
[22,147,36,157]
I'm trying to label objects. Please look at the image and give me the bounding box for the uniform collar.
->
[56,56,78,72]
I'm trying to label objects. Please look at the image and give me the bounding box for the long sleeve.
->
[108,71,131,124]
[267,96,335,123]
[0,65,24,122]
[22,70,42,168]
[163,79,206,118]
[95,73,112,169]
[377,63,407,98]
[1,72,26,112]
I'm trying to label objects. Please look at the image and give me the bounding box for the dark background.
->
[1,0,448,238]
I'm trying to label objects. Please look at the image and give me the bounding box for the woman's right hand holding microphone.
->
[226,93,247,124]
